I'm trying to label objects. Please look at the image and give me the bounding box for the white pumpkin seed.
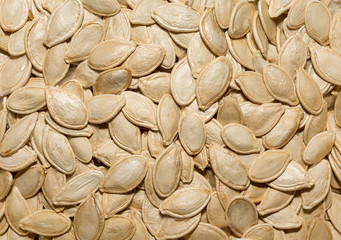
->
[44,0,84,47]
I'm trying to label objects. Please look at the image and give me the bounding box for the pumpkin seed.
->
[159,187,210,219]
[44,0,83,47]
[0,112,38,156]
[74,194,104,240]
[19,210,71,237]
[226,196,258,237]
[151,3,201,32]
[100,155,147,194]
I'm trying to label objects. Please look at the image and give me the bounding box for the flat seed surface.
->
[0,0,340,239]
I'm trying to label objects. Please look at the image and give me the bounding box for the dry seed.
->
[283,135,306,166]
[153,143,182,198]
[226,196,258,237]
[184,222,229,240]
[42,126,76,175]
[81,0,120,16]
[52,170,103,206]
[263,205,302,230]
[72,60,100,88]
[304,101,328,144]
[263,64,299,106]
[151,3,201,32]
[93,67,131,95]
[303,131,335,165]
[258,0,276,44]
[193,146,208,171]
[179,149,193,184]
[108,112,141,154]
[74,195,104,240]
[64,21,104,63]
[42,167,66,209]
[45,113,93,137]
[200,8,227,56]
[44,0,83,48]
[100,155,147,194]
[139,72,171,103]
[157,94,181,146]
[305,0,331,46]
[206,192,228,230]
[247,103,285,137]
[307,216,333,240]
[278,35,307,78]
[68,137,92,163]
[13,164,45,199]
[257,187,294,216]
[7,87,46,115]
[24,12,48,72]
[170,57,196,106]
[214,0,235,29]
[0,0,28,32]
[159,187,210,219]
[0,110,6,143]
[93,139,130,167]
[5,187,31,236]
[209,144,249,190]
[88,40,136,71]
[0,146,37,172]
[170,32,195,50]
[268,0,294,18]
[0,55,32,97]
[145,162,163,208]
[105,11,131,42]
[178,108,206,155]
[226,34,254,70]
[122,44,165,77]
[8,21,31,57]
[242,223,274,240]
[130,0,166,25]
[221,123,260,154]
[228,0,255,39]
[296,67,323,115]
[43,43,69,86]
[187,32,215,78]
[330,13,341,54]
[287,0,311,29]
[130,24,149,45]
[86,94,126,124]
[19,210,71,237]
[142,197,201,240]
[263,108,303,149]
[249,150,292,183]
[102,192,134,218]
[46,87,88,129]
[310,44,341,86]
[0,0,341,238]
[99,215,135,240]
[241,182,267,204]
[196,56,232,111]
[148,24,176,69]
[268,161,314,191]
[301,159,331,210]
[235,71,274,104]
[252,12,268,57]
[124,210,150,240]
[122,91,157,130]
[217,96,243,126]
[253,50,268,74]
[0,112,38,156]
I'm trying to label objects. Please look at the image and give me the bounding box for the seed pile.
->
[0,0,341,239]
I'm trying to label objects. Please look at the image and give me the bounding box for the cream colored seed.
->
[0,0,341,238]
